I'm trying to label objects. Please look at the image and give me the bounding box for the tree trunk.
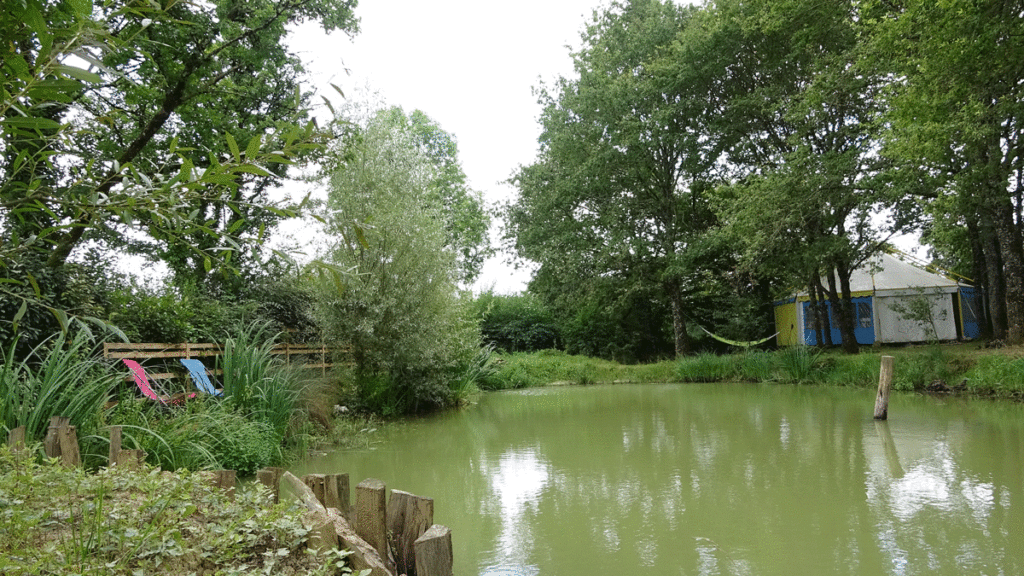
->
[994,195,1024,344]
[812,279,833,347]
[979,221,1007,339]
[966,218,992,338]
[826,266,859,354]
[668,282,691,357]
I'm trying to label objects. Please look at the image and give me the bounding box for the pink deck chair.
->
[121,359,196,405]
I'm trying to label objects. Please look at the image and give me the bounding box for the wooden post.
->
[257,467,285,503]
[115,449,147,469]
[414,524,453,576]
[874,355,894,420]
[356,478,389,563]
[108,426,122,466]
[8,426,26,451]
[388,490,434,576]
[210,470,236,500]
[43,416,80,467]
[303,474,328,507]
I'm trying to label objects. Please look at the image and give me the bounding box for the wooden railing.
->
[104,341,349,380]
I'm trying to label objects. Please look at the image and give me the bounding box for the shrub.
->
[474,292,559,352]
[777,346,823,383]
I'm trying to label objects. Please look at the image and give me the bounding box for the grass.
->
[478,342,1024,399]
[1,332,117,444]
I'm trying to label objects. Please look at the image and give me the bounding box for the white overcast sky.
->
[285,0,616,293]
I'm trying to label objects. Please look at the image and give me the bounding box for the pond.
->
[292,383,1024,575]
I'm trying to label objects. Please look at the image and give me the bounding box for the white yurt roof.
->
[846,253,960,295]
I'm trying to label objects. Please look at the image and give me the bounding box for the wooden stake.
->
[874,355,894,420]
[256,467,285,503]
[356,478,389,563]
[210,470,236,500]
[414,524,453,576]
[108,426,122,466]
[388,490,434,576]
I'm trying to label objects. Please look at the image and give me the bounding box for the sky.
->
[285,0,614,293]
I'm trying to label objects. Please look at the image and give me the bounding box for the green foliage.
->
[481,350,677,390]
[777,347,824,383]
[218,322,303,444]
[315,107,483,415]
[675,353,737,383]
[473,291,560,353]
[738,350,779,382]
[962,355,1024,397]
[819,353,879,388]
[0,332,115,443]
[0,445,358,575]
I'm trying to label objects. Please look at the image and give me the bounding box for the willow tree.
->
[315,111,480,415]
[506,0,718,357]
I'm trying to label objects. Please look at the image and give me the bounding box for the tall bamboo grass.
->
[1,332,116,443]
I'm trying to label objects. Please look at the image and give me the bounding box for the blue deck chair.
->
[179,358,223,397]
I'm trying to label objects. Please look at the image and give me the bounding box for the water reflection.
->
[480,447,549,576]
[296,384,1024,576]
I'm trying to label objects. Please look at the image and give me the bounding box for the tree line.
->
[503,0,1024,356]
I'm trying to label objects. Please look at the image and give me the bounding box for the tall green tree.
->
[315,109,480,414]
[667,0,916,353]
[506,0,720,357]
[863,0,1024,344]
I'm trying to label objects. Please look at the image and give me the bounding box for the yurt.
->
[773,253,981,346]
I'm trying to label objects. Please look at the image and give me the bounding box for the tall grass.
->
[1,332,116,443]
[218,322,303,442]
[777,346,823,383]
[676,353,737,382]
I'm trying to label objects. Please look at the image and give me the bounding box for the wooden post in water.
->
[388,490,434,576]
[356,478,389,564]
[874,355,894,420]
[414,524,453,576]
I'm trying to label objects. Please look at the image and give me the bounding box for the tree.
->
[314,109,480,414]
[505,0,719,358]
[374,107,491,284]
[1,0,359,326]
[667,0,917,353]
[863,0,1024,344]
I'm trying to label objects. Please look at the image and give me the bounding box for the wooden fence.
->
[103,341,349,380]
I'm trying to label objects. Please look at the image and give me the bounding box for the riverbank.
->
[480,343,1024,399]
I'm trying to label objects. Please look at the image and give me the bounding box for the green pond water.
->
[292,383,1024,575]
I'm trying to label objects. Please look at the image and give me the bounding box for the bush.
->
[474,292,559,352]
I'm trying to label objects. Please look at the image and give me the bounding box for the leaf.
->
[12,301,27,331]
[26,272,41,297]
[245,135,261,159]
[56,64,102,84]
[225,132,241,163]
[203,255,212,272]
[48,307,70,334]
[353,223,369,249]
[1,117,62,130]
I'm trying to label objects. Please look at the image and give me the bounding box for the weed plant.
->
[738,350,779,382]
[820,353,879,387]
[0,444,363,575]
[777,347,823,383]
[1,332,116,443]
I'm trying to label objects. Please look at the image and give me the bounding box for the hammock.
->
[696,324,778,348]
